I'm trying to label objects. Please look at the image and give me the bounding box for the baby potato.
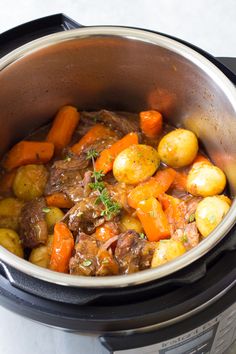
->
[113,144,160,184]
[29,246,50,268]
[120,214,143,233]
[44,207,64,233]
[13,164,48,201]
[195,196,230,237]
[0,197,23,230]
[29,234,54,268]
[158,129,198,168]
[0,228,23,257]
[151,239,186,268]
[187,162,226,197]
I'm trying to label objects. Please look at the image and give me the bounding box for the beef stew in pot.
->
[0,106,231,276]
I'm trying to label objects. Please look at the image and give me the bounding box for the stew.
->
[0,106,231,276]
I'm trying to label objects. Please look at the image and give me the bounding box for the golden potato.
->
[157,128,198,168]
[13,164,48,201]
[113,144,160,184]
[0,228,23,257]
[151,239,186,268]
[120,214,143,233]
[195,196,230,237]
[0,197,23,230]
[187,162,226,197]
[29,246,50,268]
[44,207,64,233]
[29,234,54,268]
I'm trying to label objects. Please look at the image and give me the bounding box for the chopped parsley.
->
[42,207,51,213]
[189,213,195,223]
[82,259,92,267]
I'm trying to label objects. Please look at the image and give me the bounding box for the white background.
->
[0,1,235,353]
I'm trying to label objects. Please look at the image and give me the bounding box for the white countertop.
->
[0,1,235,353]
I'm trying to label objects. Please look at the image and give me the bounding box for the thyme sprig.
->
[86,149,121,220]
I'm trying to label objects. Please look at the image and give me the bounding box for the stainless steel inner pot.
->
[0,27,235,288]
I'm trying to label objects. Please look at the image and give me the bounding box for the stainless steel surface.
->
[0,26,235,288]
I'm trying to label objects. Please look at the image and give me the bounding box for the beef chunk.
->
[65,196,105,234]
[172,222,200,250]
[19,198,48,248]
[45,158,90,203]
[69,233,98,276]
[81,110,139,136]
[69,232,119,276]
[114,230,155,274]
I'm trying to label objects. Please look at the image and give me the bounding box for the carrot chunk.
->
[136,197,170,241]
[95,132,139,174]
[46,193,74,209]
[140,110,163,138]
[46,105,80,154]
[128,168,176,209]
[3,141,54,171]
[71,124,116,155]
[49,222,74,273]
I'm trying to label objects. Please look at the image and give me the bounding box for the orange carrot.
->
[192,153,211,165]
[46,106,80,154]
[157,193,185,230]
[49,222,74,273]
[95,132,139,174]
[95,222,118,242]
[3,141,54,171]
[140,110,163,138]
[128,168,176,209]
[171,171,187,191]
[71,124,117,155]
[136,197,170,241]
[46,193,74,209]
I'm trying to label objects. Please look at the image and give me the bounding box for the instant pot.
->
[0,14,236,354]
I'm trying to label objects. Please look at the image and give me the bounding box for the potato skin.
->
[0,228,23,257]
[151,239,186,268]
[120,214,143,233]
[29,234,54,268]
[44,207,64,233]
[13,164,48,201]
[0,197,23,230]
[113,144,160,184]
[195,196,230,237]
[187,162,226,197]
[158,129,198,168]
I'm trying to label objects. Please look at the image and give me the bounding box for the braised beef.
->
[45,157,90,203]
[172,222,200,250]
[64,196,105,234]
[115,230,154,274]
[19,198,48,248]
[69,232,119,276]
[81,110,139,136]
[69,233,98,276]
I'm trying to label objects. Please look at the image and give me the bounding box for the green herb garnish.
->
[64,156,71,162]
[98,189,121,220]
[42,207,51,213]
[86,149,99,161]
[189,213,195,223]
[82,259,92,267]
[182,233,188,243]
[86,150,121,220]
[89,181,105,192]
[139,233,146,239]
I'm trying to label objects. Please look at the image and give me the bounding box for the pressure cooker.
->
[0,13,235,354]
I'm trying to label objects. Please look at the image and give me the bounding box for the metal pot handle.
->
[0,13,82,58]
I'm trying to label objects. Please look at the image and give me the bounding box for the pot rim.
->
[0,26,235,288]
